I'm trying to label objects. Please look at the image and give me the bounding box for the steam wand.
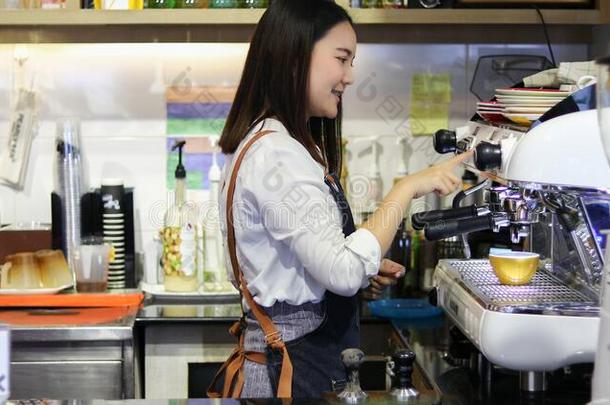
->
[451,179,491,258]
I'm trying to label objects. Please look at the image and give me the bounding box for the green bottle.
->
[362,0,382,7]
[243,0,267,7]
[403,229,420,297]
[209,0,241,7]
[176,0,204,7]
[146,0,175,9]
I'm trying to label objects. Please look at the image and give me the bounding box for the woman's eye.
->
[337,57,348,64]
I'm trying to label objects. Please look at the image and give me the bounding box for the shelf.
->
[0,2,606,43]
[0,6,607,26]
[349,7,608,25]
[0,8,266,25]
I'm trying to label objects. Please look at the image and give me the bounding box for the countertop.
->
[0,306,137,341]
[135,295,594,404]
[0,293,595,404]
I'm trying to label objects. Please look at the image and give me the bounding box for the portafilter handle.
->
[387,349,419,400]
[411,205,479,231]
[424,215,494,241]
[337,348,368,403]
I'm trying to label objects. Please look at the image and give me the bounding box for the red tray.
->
[0,291,144,308]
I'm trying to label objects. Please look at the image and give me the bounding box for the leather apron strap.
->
[207,129,293,399]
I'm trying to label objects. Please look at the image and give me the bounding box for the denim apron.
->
[264,172,360,398]
[208,128,362,399]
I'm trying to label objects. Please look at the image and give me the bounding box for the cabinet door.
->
[11,361,124,399]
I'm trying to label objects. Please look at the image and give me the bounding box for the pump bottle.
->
[162,140,201,292]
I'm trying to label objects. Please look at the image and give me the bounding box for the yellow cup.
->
[489,252,540,286]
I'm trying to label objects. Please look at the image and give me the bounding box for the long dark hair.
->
[218,0,352,176]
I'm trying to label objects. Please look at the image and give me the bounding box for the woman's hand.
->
[399,150,474,199]
[362,258,405,300]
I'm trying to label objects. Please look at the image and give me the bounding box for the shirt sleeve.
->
[239,132,381,297]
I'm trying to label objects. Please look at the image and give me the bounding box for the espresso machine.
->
[414,106,610,394]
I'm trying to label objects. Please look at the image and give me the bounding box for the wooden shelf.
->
[349,7,607,25]
[0,2,606,43]
[0,8,266,25]
[0,6,607,26]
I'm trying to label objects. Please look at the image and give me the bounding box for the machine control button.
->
[434,129,457,154]
[475,141,502,171]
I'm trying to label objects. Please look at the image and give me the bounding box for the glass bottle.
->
[362,0,382,7]
[146,0,174,9]
[390,219,411,298]
[382,0,402,7]
[176,0,205,7]
[243,0,266,7]
[208,0,241,7]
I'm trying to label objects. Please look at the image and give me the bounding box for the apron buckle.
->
[264,330,283,346]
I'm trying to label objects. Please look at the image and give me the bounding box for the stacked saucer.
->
[476,88,573,127]
[101,178,126,289]
[496,88,571,126]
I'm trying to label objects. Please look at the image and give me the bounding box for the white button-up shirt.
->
[219,119,381,308]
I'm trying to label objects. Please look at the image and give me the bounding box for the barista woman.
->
[209,0,470,399]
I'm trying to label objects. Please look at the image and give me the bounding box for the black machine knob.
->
[433,129,457,154]
[474,142,502,171]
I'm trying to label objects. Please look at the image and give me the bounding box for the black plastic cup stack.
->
[101,178,126,289]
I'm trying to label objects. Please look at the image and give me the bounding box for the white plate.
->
[496,101,561,108]
[504,106,550,114]
[477,102,502,108]
[496,95,564,102]
[0,283,73,295]
[495,88,572,97]
[140,281,239,297]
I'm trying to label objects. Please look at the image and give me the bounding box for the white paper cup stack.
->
[101,178,126,289]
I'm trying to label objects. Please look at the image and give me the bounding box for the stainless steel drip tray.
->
[441,259,598,315]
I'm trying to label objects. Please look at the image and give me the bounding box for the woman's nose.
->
[344,66,355,86]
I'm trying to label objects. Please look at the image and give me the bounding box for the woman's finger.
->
[374,275,397,287]
[447,172,460,187]
[379,259,406,278]
[445,149,474,167]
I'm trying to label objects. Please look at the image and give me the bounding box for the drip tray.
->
[444,260,595,313]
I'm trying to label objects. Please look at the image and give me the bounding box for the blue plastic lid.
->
[368,298,442,320]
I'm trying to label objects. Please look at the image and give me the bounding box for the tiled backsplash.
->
[0,42,588,281]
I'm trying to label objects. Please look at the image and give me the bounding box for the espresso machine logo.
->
[102,194,121,211]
